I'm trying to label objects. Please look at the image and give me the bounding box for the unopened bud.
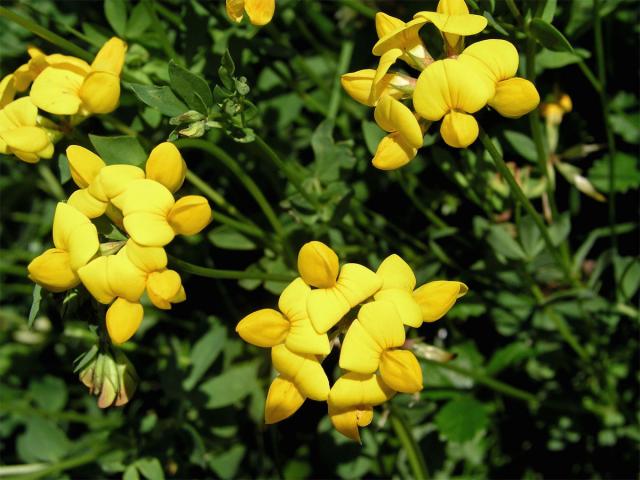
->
[78,348,139,408]
[170,110,206,125]
[99,241,126,256]
[179,120,206,138]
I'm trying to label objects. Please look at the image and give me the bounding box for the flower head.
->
[0,97,54,163]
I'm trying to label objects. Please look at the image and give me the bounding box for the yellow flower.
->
[327,403,374,444]
[30,37,127,116]
[236,278,330,355]
[340,69,411,108]
[226,0,275,26]
[372,132,418,170]
[339,301,423,394]
[265,344,330,424]
[145,142,187,193]
[375,254,468,327]
[541,92,572,126]
[106,178,210,247]
[413,58,494,148]
[297,241,381,333]
[0,97,54,163]
[458,39,540,118]
[0,74,16,108]
[106,297,144,345]
[374,95,423,149]
[28,202,99,291]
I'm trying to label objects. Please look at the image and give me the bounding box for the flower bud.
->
[113,349,139,407]
[27,248,80,292]
[145,142,187,193]
[490,77,540,119]
[167,195,212,236]
[297,241,339,288]
[79,348,139,408]
[146,269,185,310]
[106,298,144,344]
[372,132,417,170]
[66,145,105,188]
[91,37,127,76]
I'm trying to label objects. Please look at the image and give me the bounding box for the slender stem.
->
[424,359,539,406]
[593,0,618,259]
[37,163,65,201]
[0,464,48,476]
[545,308,590,360]
[396,172,448,229]
[479,128,577,286]
[9,448,109,480]
[0,6,93,62]
[339,0,377,18]
[327,40,354,124]
[168,255,295,282]
[389,410,429,480]
[577,60,602,92]
[253,135,323,211]
[504,0,524,26]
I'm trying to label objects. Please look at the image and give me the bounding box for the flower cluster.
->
[27,142,212,344]
[237,241,467,442]
[0,37,126,163]
[341,0,540,169]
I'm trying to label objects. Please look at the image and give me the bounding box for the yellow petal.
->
[271,344,330,401]
[167,195,211,236]
[106,298,143,345]
[11,150,40,163]
[236,308,289,347]
[93,165,145,204]
[372,17,427,56]
[77,256,114,304]
[328,404,373,443]
[66,145,105,188]
[437,0,470,14]
[123,239,167,273]
[108,253,148,302]
[416,11,487,36]
[372,132,417,171]
[376,254,416,291]
[67,188,108,219]
[264,376,305,424]
[339,319,382,374]
[51,202,99,270]
[489,77,540,119]
[369,48,403,105]
[0,74,16,108]
[2,126,49,154]
[460,39,519,84]
[244,0,274,25]
[341,69,377,107]
[79,71,120,114]
[27,248,79,292]
[307,286,351,334]
[297,241,339,288]
[335,263,382,307]
[145,142,187,193]
[91,37,127,76]
[30,66,84,115]
[379,349,423,393]
[280,278,330,355]
[0,97,38,129]
[414,59,494,120]
[119,179,175,246]
[226,0,245,22]
[375,12,405,39]
[374,288,423,328]
[440,110,479,148]
[147,269,182,309]
[356,300,406,349]
[413,280,468,322]
[328,372,395,409]
[374,95,423,148]
[124,212,175,247]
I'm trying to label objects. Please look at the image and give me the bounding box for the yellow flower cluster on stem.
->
[236,241,467,442]
[0,37,126,163]
[341,0,540,170]
[27,142,212,345]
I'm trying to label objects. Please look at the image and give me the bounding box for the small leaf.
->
[486,342,534,375]
[168,60,213,113]
[57,153,71,184]
[126,2,152,38]
[529,18,574,52]
[208,226,257,250]
[208,445,246,479]
[16,418,71,463]
[104,0,127,37]
[519,215,544,259]
[588,152,640,193]
[183,322,227,391]
[362,120,386,156]
[503,130,537,163]
[199,362,259,409]
[123,465,140,480]
[136,458,165,480]
[27,285,42,329]
[435,396,489,443]
[126,83,188,117]
[540,0,557,22]
[89,135,148,167]
[487,225,527,260]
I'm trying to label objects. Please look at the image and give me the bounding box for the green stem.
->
[424,359,539,406]
[0,402,120,427]
[253,135,323,211]
[339,0,377,18]
[6,448,109,480]
[0,464,48,477]
[577,60,602,92]
[396,172,448,229]
[37,163,65,201]
[504,0,524,25]
[545,307,590,360]
[327,40,354,124]
[479,128,577,286]
[389,410,428,480]
[168,255,295,282]
[593,0,618,259]
[0,6,93,62]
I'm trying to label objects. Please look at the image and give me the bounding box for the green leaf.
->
[168,60,213,113]
[199,362,259,409]
[89,135,148,167]
[27,285,42,329]
[29,376,68,412]
[126,83,188,117]
[435,396,489,443]
[540,0,557,22]
[486,342,535,375]
[588,152,640,193]
[16,418,71,463]
[208,445,246,479]
[518,215,544,259]
[136,458,165,480]
[548,212,571,246]
[362,120,386,156]
[123,465,141,480]
[311,120,356,183]
[183,322,227,391]
[487,225,527,260]
[208,225,257,250]
[610,112,640,144]
[535,48,590,73]
[503,130,537,163]
[104,0,127,37]
[126,2,152,38]
[529,19,573,52]
[58,153,71,184]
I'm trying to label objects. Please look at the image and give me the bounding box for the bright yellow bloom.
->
[226,0,274,26]
[327,403,374,444]
[265,376,306,424]
[340,69,410,108]
[11,47,85,92]
[339,301,423,394]
[27,202,99,291]
[374,95,423,149]
[145,142,187,193]
[372,132,418,170]
[236,278,330,355]
[297,241,381,333]
[30,37,127,116]
[106,297,144,345]
[0,97,54,163]
[375,254,468,327]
